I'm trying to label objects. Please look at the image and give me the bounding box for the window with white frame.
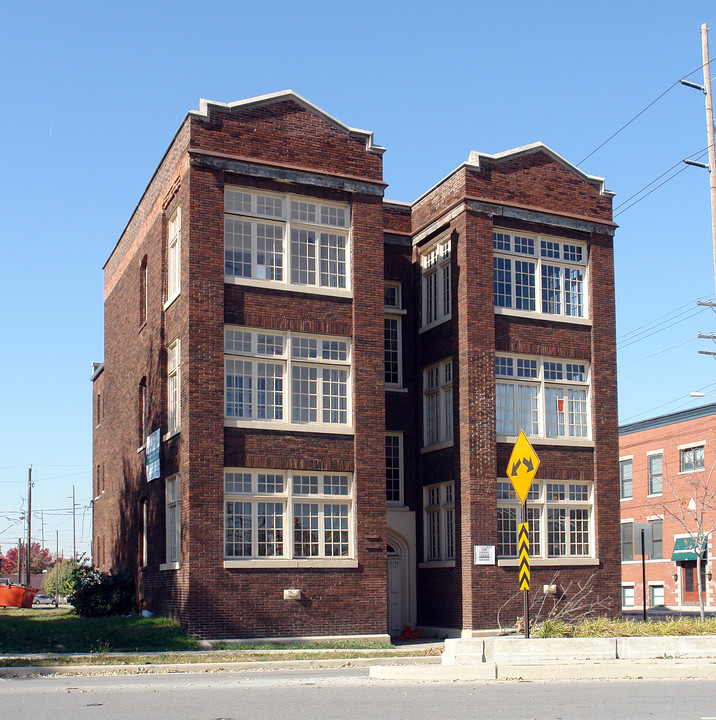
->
[620,458,633,500]
[167,339,180,434]
[424,482,455,562]
[224,327,351,430]
[680,444,705,472]
[648,453,662,495]
[496,480,593,560]
[420,237,451,328]
[386,433,403,505]
[493,230,587,319]
[622,585,635,607]
[650,584,664,607]
[224,187,350,293]
[423,359,453,448]
[224,469,353,563]
[167,207,181,301]
[165,475,181,566]
[384,283,403,388]
[495,354,589,440]
[620,521,633,561]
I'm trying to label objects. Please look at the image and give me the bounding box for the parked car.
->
[32,592,58,607]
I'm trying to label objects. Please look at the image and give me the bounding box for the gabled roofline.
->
[409,142,614,208]
[190,90,386,156]
[467,143,614,198]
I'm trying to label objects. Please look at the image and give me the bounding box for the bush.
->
[43,560,77,597]
[67,564,136,617]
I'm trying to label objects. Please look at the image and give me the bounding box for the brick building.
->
[619,403,716,612]
[92,91,621,639]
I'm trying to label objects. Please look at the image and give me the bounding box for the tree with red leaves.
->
[1,542,54,575]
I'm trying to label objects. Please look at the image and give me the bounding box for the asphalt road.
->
[3,667,716,719]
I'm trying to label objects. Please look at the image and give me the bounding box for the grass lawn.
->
[0,608,199,654]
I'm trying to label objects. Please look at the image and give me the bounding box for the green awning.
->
[671,536,706,561]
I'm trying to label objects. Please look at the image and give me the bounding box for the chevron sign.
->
[518,522,530,591]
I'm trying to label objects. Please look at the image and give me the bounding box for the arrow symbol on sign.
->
[523,457,534,473]
[511,459,522,476]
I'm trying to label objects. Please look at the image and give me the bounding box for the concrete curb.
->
[0,654,440,678]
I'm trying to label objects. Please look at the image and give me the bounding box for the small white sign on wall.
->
[474,545,496,565]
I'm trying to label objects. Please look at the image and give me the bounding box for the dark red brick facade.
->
[93,92,620,639]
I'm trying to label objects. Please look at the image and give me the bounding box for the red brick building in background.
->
[92,91,620,639]
[620,404,716,612]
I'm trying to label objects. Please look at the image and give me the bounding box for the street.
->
[2,667,716,719]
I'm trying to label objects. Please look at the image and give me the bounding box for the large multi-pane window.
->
[424,482,455,562]
[421,238,451,328]
[224,469,353,563]
[496,480,593,559]
[680,444,705,472]
[620,458,633,499]
[386,433,403,505]
[495,354,590,440]
[423,359,453,447]
[647,453,663,495]
[224,327,351,430]
[167,338,180,434]
[167,207,181,301]
[224,187,350,292]
[165,475,181,566]
[384,283,404,388]
[493,230,587,319]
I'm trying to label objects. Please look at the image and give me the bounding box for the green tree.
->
[43,559,77,597]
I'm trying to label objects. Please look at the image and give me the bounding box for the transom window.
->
[224,327,351,430]
[421,238,451,328]
[495,354,590,440]
[493,230,587,319]
[224,468,353,562]
[497,480,593,559]
[224,187,350,293]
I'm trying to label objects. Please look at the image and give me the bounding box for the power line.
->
[577,57,716,167]
[617,303,710,349]
[616,299,702,343]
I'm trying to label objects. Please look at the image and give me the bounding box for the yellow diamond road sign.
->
[507,430,540,504]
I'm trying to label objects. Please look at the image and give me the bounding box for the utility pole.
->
[26,466,32,586]
[701,23,716,294]
[72,485,76,562]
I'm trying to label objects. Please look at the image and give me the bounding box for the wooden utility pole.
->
[26,466,32,586]
[701,23,716,293]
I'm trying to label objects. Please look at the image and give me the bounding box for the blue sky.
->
[2,1,716,557]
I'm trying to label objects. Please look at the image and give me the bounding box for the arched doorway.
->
[387,533,411,636]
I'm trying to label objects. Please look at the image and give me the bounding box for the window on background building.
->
[680,445,705,472]
[424,482,455,562]
[648,453,663,495]
[224,327,351,430]
[620,459,633,499]
[650,585,664,607]
[167,339,180,434]
[167,207,181,301]
[423,359,453,448]
[495,354,589,440]
[386,433,403,505]
[224,188,350,292]
[620,522,633,561]
[165,476,181,566]
[622,585,635,607]
[420,237,451,328]
[384,283,403,388]
[497,481,592,559]
[649,519,663,559]
[96,392,101,426]
[224,469,353,562]
[139,255,148,324]
[493,230,587,319]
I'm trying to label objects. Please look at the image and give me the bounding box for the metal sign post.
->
[507,431,540,639]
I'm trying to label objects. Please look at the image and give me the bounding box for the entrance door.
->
[387,543,404,636]
[682,562,706,605]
